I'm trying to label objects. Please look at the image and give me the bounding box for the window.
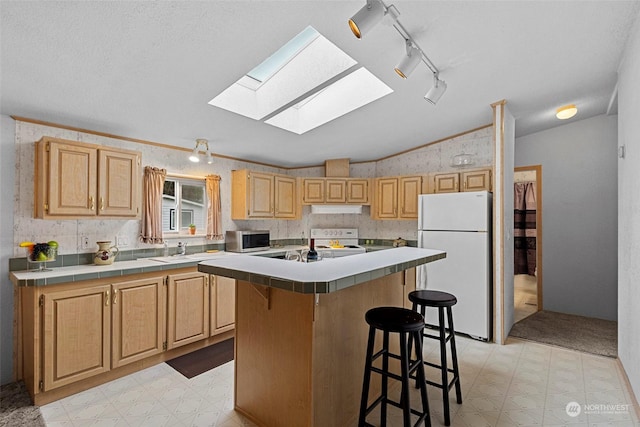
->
[162,177,206,234]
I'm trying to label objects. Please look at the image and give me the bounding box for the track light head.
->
[189,139,211,163]
[394,44,421,79]
[424,76,447,105]
[348,0,386,39]
[189,147,200,163]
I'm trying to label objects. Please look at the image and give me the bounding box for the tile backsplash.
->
[12,121,493,257]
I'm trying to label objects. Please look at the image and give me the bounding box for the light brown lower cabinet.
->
[112,277,166,368]
[167,272,210,349]
[211,275,236,335]
[42,284,112,391]
[18,268,235,405]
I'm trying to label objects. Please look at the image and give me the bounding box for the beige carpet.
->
[0,381,45,427]
[509,310,617,357]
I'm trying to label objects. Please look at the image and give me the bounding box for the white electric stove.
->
[310,228,366,258]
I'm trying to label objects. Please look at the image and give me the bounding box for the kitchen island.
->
[198,246,445,427]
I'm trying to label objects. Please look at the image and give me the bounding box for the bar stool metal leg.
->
[438,307,451,426]
[359,326,376,427]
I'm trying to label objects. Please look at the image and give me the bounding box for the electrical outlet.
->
[81,236,89,249]
[116,235,129,247]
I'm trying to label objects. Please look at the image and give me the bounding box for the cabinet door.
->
[274,175,297,219]
[325,179,347,203]
[433,173,460,193]
[98,149,140,217]
[462,169,492,192]
[375,178,398,218]
[399,176,421,219]
[111,277,165,368]
[347,179,369,204]
[211,276,236,335]
[167,272,210,349]
[47,141,98,216]
[303,179,325,204]
[249,172,274,218]
[42,285,111,391]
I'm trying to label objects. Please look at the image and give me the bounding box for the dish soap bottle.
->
[307,238,318,262]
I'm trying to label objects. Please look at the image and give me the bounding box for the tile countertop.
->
[8,246,307,287]
[197,246,446,294]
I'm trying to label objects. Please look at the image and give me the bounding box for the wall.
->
[515,114,618,321]
[12,122,495,256]
[617,8,640,402]
[0,115,16,384]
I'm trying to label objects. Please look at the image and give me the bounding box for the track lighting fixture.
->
[189,138,213,164]
[424,76,447,105]
[348,0,386,39]
[394,42,421,79]
[349,0,447,104]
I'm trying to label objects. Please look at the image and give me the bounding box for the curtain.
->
[139,166,166,244]
[205,174,223,240]
[514,182,537,275]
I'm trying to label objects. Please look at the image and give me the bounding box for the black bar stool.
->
[408,290,462,426]
[359,306,431,427]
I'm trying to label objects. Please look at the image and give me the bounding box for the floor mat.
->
[166,338,234,379]
[509,310,617,357]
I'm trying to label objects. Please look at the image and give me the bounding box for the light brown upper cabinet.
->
[398,176,421,219]
[34,137,141,219]
[302,178,370,205]
[373,176,422,220]
[232,169,298,220]
[430,168,492,193]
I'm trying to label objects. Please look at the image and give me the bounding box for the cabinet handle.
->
[89,196,95,210]
[112,289,118,305]
[100,197,104,211]
[105,290,110,306]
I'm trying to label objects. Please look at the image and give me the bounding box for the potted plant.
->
[188,224,196,235]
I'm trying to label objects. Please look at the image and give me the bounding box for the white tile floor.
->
[40,336,640,427]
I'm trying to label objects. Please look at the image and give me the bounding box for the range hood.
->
[311,205,362,214]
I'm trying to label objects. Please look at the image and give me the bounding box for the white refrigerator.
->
[417,190,492,341]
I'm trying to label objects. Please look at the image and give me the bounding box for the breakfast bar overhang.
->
[198,247,446,427]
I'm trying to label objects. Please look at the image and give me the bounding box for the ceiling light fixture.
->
[556,104,577,120]
[348,0,386,39]
[424,75,447,105]
[349,0,446,104]
[394,42,421,79]
[189,138,213,164]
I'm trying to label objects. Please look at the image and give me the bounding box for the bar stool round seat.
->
[408,290,462,427]
[359,306,431,427]
[409,290,457,308]
[365,306,425,333]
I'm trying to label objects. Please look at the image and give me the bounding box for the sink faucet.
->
[177,241,187,255]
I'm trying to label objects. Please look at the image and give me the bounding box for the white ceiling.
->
[2,1,639,167]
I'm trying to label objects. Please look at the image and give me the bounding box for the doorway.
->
[513,165,543,323]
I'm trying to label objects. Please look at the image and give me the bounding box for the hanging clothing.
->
[514,182,537,275]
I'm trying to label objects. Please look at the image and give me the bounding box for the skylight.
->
[208,26,392,134]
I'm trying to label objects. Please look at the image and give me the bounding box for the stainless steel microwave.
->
[225,230,270,253]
